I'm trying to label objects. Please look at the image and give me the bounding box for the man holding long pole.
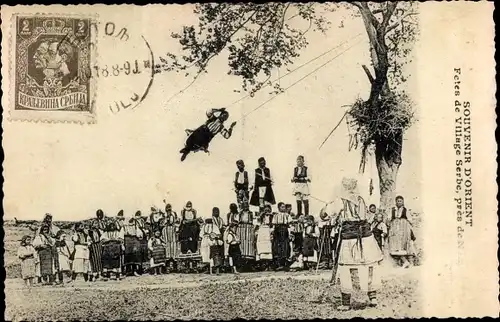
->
[320,177,384,311]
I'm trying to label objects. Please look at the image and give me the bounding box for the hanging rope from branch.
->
[226,33,362,109]
[238,38,364,121]
[318,110,348,150]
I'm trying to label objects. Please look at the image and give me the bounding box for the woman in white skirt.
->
[291,155,311,216]
[71,223,91,282]
[255,205,273,270]
[199,218,212,270]
[55,231,73,283]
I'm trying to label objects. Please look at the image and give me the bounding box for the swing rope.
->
[226,33,362,109]
[318,110,349,150]
[237,37,364,121]
[165,34,362,109]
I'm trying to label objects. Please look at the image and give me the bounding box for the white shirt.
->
[236,171,245,184]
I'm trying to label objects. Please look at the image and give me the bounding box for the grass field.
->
[4,213,423,320]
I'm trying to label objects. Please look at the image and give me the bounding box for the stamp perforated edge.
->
[4,11,99,125]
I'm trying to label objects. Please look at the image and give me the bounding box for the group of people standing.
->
[16,156,418,312]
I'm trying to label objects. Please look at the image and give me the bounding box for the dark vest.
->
[234,170,249,189]
[165,212,177,225]
[293,166,308,183]
[391,207,408,220]
[255,167,271,187]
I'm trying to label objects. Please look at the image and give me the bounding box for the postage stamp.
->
[6,14,97,123]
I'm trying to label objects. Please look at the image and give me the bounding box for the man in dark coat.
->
[249,157,276,210]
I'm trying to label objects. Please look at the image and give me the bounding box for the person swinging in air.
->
[180,108,237,161]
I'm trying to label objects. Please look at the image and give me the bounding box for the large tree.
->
[166,2,417,210]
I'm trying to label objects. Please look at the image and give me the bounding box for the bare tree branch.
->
[351,2,363,9]
[199,9,260,69]
[359,2,380,28]
[276,3,290,36]
[166,9,260,104]
[362,64,375,84]
[386,12,418,33]
[380,3,398,32]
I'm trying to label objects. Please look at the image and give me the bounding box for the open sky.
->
[3,5,421,221]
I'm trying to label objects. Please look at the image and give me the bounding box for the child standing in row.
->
[302,215,320,269]
[371,213,388,251]
[224,223,241,273]
[18,235,37,287]
[148,230,167,275]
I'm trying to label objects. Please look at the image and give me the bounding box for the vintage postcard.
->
[2,3,497,320]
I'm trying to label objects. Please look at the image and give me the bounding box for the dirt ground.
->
[5,266,421,321]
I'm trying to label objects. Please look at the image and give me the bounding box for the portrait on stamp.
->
[15,16,91,112]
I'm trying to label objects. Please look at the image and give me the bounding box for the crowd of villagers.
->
[18,156,417,307]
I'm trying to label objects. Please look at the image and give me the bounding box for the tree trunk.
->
[376,153,400,211]
[355,3,402,211]
[375,132,403,211]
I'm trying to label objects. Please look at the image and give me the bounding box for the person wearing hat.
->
[180,107,237,161]
[18,235,37,286]
[161,203,179,272]
[320,177,383,311]
[249,157,276,211]
[234,160,250,208]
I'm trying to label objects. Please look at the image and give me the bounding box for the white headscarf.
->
[323,176,367,220]
[338,177,362,204]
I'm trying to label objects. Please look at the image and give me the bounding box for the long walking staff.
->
[315,223,327,273]
[330,210,344,285]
